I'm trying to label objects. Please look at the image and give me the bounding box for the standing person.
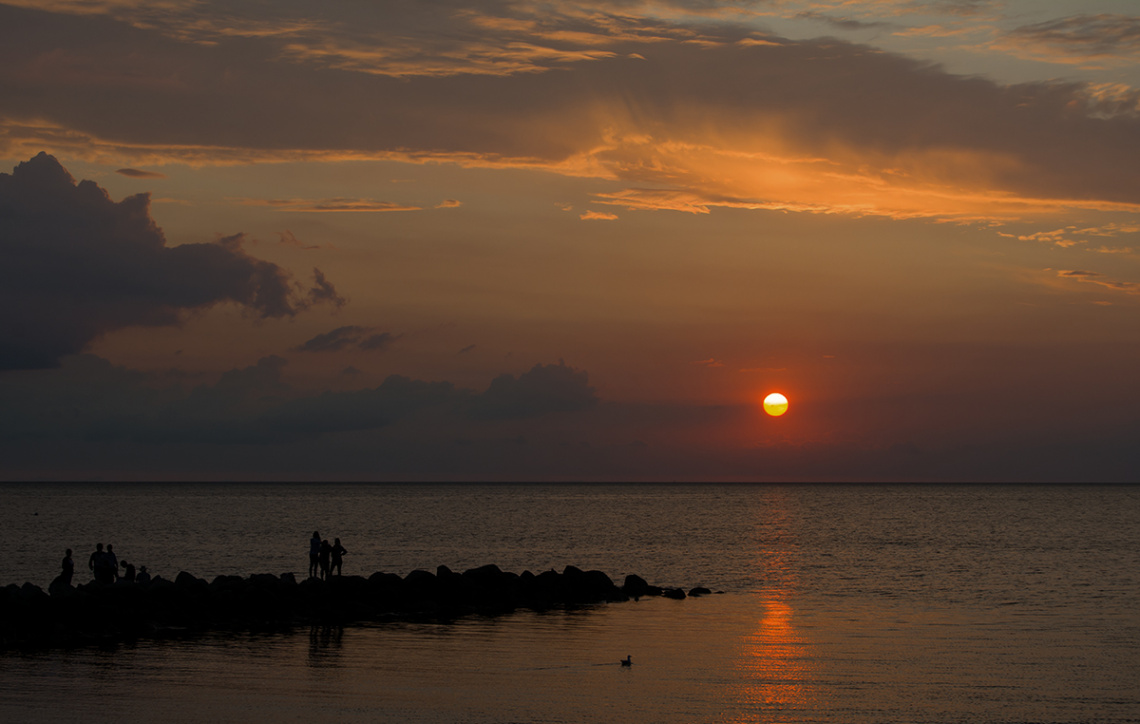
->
[88,543,104,582]
[61,548,74,586]
[309,531,321,579]
[330,538,347,577]
[318,539,331,581]
[105,544,119,583]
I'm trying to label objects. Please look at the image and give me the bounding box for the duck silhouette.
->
[621,655,632,667]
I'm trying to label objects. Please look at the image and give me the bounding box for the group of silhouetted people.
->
[308,531,347,580]
[71,543,150,585]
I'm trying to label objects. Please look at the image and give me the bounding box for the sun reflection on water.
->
[730,599,816,718]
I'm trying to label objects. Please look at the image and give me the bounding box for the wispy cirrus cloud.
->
[997,14,1140,67]
[115,167,165,178]
[295,326,400,353]
[1056,269,1140,295]
[580,209,619,220]
[1000,222,1140,248]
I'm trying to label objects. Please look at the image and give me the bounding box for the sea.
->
[0,483,1137,723]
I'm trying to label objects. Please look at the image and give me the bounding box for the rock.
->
[48,576,74,598]
[1,566,689,651]
[663,587,687,600]
[688,587,711,597]
[622,574,650,598]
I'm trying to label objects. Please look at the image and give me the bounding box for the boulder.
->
[622,574,651,598]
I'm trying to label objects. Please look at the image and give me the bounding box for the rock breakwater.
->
[2,565,701,650]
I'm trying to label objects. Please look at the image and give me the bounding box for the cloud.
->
[0,153,340,370]
[295,325,369,353]
[458,344,477,355]
[795,11,892,31]
[0,354,602,446]
[359,332,397,352]
[115,167,165,178]
[276,230,331,250]
[3,3,1140,224]
[1057,269,1140,295]
[307,268,347,308]
[295,326,398,353]
[1000,14,1140,66]
[238,197,421,212]
[1002,222,1140,248]
[435,199,462,208]
[473,361,598,419]
[579,210,618,220]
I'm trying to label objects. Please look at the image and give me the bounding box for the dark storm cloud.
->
[0,154,340,370]
[3,3,1140,211]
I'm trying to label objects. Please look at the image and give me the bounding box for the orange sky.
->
[1,1,1138,480]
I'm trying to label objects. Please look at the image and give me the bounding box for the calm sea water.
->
[1,483,1137,723]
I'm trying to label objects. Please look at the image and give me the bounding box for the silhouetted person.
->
[309,531,321,578]
[88,543,104,581]
[319,539,331,580]
[105,544,119,583]
[120,560,136,583]
[331,538,347,576]
[61,548,74,586]
[136,566,151,584]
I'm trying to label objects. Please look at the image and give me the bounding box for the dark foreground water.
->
[1,483,1137,723]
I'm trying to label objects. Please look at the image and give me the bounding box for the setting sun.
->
[763,393,789,417]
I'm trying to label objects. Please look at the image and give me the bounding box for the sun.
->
[762,392,789,417]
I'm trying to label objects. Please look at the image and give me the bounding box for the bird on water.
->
[621,655,632,667]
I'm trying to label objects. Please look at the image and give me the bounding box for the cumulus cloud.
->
[0,153,341,370]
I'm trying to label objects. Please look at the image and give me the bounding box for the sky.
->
[1,0,1138,481]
